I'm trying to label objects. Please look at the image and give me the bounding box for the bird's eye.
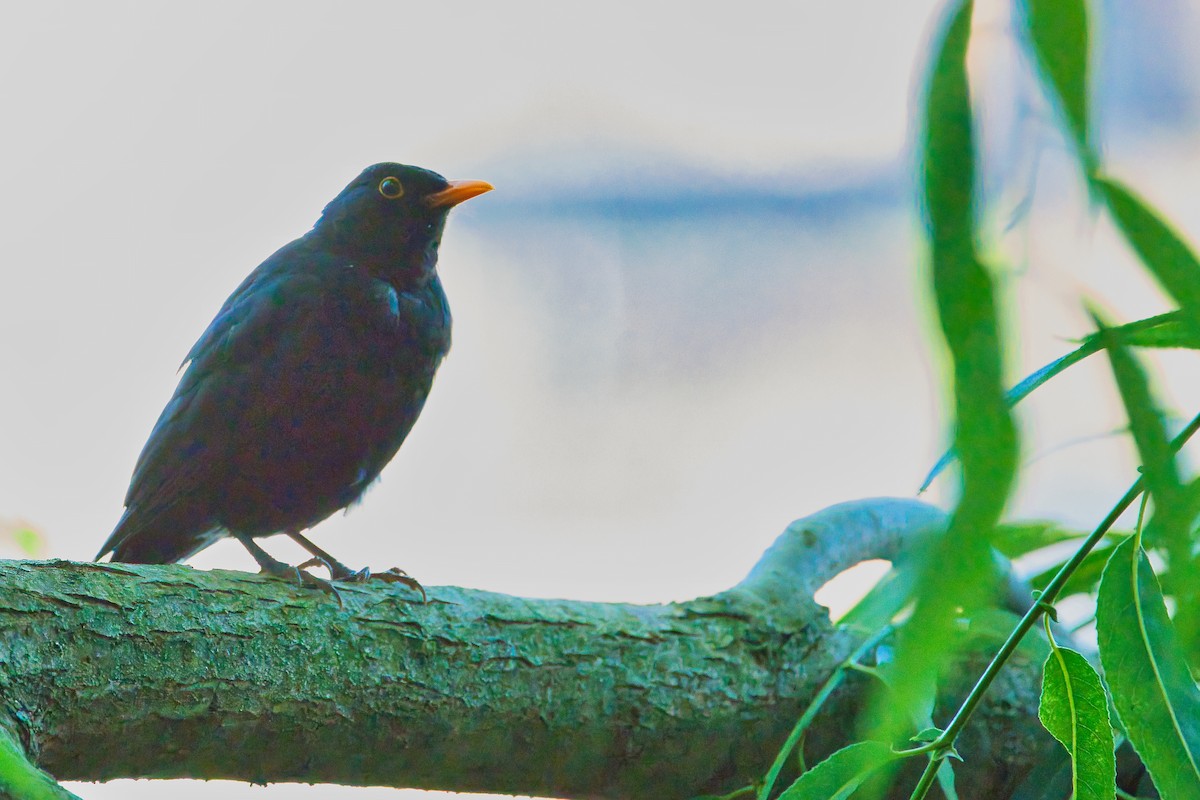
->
[378,177,404,199]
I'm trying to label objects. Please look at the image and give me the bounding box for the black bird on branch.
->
[96,163,492,597]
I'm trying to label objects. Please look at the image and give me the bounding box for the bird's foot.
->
[259,559,343,606]
[366,568,427,602]
[297,556,365,581]
[297,558,426,602]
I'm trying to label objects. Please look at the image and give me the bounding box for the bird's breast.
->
[213,272,452,533]
[355,273,451,372]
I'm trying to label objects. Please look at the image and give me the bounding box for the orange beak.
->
[424,179,494,209]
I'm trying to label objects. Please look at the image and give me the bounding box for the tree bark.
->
[0,498,1049,798]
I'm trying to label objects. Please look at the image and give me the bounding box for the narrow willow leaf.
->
[910,728,944,744]
[1097,536,1200,798]
[838,566,915,631]
[919,311,1184,492]
[1029,540,1116,597]
[917,449,957,494]
[1039,646,1116,800]
[1020,0,1093,169]
[1092,310,1181,499]
[881,0,1015,743]
[992,522,1085,559]
[1120,312,1200,349]
[935,758,959,800]
[922,0,977,249]
[1006,312,1187,409]
[1097,178,1200,335]
[870,0,1017,754]
[965,608,1049,660]
[777,741,898,800]
[1093,310,1197,608]
[1165,476,1200,667]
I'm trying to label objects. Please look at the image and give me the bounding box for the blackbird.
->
[96,163,492,596]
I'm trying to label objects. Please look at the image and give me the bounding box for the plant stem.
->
[756,624,895,800]
[907,409,1200,800]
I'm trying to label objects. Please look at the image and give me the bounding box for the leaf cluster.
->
[715,2,1200,798]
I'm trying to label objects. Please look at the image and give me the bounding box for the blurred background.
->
[2,1,1199,797]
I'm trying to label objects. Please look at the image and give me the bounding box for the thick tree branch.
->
[0,498,1049,798]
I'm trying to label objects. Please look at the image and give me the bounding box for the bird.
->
[96,162,493,598]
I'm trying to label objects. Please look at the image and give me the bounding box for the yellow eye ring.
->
[378,177,404,199]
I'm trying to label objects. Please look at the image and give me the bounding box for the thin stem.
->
[906,408,1200,800]
[907,757,941,800]
[708,785,758,800]
[943,412,1199,739]
[756,624,895,800]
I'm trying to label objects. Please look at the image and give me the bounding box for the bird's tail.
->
[96,503,220,564]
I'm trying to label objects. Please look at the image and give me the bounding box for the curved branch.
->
[733,497,947,602]
[0,498,1047,798]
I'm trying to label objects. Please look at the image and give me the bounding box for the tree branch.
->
[0,498,1049,798]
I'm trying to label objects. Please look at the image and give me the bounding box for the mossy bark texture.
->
[0,498,1047,798]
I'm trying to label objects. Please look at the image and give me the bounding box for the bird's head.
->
[314,163,492,272]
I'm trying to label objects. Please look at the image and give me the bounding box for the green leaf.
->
[1119,312,1200,349]
[11,528,43,558]
[777,741,899,800]
[1038,646,1116,800]
[1096,178,1200,336]
[1095,311,1183,509]
[935,758,960,800]
[1006,312,1189,410]
[963,608,1050,660]
[1004,312,1189,407]
[920,312,1190,492]
[1093,309,1199,644]
[838,566,915,631]
[1029,539,1117,597]
[1097,535,1200,799]
[0,725,81,800]
[910,728,944,744]
[880,0,1016,743]
[1020,0,1093,170]
[1155,476,1200,667]
[922,0,977,252]
[992,522,1085,559]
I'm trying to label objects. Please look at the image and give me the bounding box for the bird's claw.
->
[296,555,366,581]
[296,558,425,601]
[371,568,427,602]
[259,561,343,606]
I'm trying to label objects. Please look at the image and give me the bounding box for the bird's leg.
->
[286,531,367,580]
[232,531,342,605]
[287,530,426,601]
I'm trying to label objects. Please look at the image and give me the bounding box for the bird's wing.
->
[178,239,310,369]
[123,268,328,511]
[101,244,432,562]
[98,265,334,561]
